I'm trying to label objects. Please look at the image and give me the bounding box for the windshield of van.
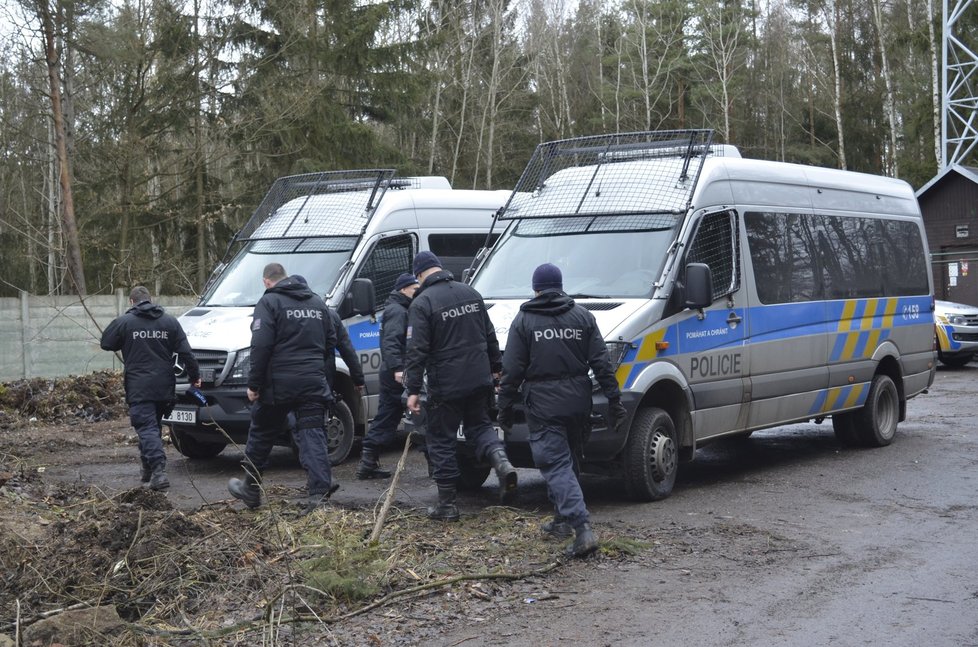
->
[471,214,681,298]
[201,237,357,306]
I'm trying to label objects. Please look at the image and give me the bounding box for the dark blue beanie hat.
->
[394,273,419,291]
[412,251,442,276]
[532,263,563,291]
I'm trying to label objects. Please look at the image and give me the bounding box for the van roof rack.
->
[236,169,398,242]
[498,129,718,220]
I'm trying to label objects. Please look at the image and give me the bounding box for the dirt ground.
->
[2,367,978,646]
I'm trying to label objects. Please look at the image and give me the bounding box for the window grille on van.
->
[579,302,623,311]
[498,130,719,221]
[686,211,741,301]
[236,170,399,242]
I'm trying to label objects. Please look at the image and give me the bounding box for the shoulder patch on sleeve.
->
[251,318,261,331]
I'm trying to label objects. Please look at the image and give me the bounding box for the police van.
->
[461,130,936,500]
[934,299,978,366]
[165,170,508,463]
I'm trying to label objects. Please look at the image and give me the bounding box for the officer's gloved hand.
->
[608,398,628,430]
[497,407,515,430]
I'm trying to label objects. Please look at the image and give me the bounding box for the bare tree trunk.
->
[194,0,207,291]
[46,115,58,294]
[927,0,941,167]
[37,0,86,295]
[826,0,847,170]
[872,0,899,176]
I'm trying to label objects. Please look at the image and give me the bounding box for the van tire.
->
[170,425,226,459]
[623,407,678,501]
[456,454,491,491]
[938,352,973,368]
[854,374,900,447]
[326,400,356,465]
[831,413,860,446]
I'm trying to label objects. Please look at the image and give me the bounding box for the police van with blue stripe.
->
[463,130,935,500]
[165,170,507,464]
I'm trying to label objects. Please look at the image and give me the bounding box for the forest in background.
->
[0,0,969,297]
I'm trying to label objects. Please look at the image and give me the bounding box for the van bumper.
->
[164,384,252,444]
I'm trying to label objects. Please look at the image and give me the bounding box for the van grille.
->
[176,350,228,383]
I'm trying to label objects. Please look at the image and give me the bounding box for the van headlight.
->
[605,341,633,371]
[224,349,251,385]
[949,315,967,325]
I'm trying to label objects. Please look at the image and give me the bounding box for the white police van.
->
[934,299,978,366]
[461,130,936,500]
[164,170,507,463]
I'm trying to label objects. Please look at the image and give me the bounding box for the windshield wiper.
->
[567,293,610,299]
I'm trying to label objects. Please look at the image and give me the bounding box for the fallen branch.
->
[369,434,413,544]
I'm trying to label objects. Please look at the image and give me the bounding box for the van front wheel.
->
[623,407,678,501]
[326,400,356,465]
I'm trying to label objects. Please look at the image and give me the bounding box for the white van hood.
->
[179,307,254,352]
[486,298,647,349]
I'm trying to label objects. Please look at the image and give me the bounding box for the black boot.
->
[426,485,460,522]
[355,448,392,480]
[542,514,574,540]
[148,462,169,491]
[140,461,152,486]
[228,467,262,509]
[568,522,599,558]
[488,447,518,503]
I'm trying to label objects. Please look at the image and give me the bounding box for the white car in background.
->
[935,299,978,367]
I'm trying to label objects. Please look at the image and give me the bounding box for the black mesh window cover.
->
[687,211,741,301]
[358,235,416,305]
[499,130,719,221]
[237,170,402,242]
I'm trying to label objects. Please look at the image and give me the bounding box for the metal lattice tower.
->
[943,0,978,168]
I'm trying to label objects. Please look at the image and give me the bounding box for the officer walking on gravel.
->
[227,263,339,510]
[405,251,518,521]
[356,272,420,480]
[496,264,627,557]
[100,286,200,491]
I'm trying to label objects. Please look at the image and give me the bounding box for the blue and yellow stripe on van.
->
[616,324,680,389]
[828,297,899,362]
[807,383,868,415]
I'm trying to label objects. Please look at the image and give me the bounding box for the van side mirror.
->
[350,278,376,316]
[685,263,713,310]
[461,268,471,283]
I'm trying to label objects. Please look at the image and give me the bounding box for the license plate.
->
[164,408,197,424]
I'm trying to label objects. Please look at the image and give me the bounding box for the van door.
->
[743,210,829,427]
[677,210,751,438]
[344,233,417,415]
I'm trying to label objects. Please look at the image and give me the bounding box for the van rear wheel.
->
[623,407,678,501]
[854,374,899,447]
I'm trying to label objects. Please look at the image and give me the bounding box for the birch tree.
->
[871,0,899,176]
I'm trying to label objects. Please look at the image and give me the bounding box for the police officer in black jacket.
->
[497,264,627,557]
[101,286,200,490]
[405,252,518,521]
[356,272,419,480]
[293,275,365,393]
[228,263,339,510]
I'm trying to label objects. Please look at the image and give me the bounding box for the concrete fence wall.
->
[0,292,198,381]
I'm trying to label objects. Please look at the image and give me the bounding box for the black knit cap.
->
[412,251,442,276]
[394,273,419,291]
[532,263,563,291]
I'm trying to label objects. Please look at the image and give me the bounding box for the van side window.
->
[820,215,886,298]
[686,210,740,301]
[356,234,416,306]
[879,220,930,296]
[428,233,500,278]
[745,212,822,304]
